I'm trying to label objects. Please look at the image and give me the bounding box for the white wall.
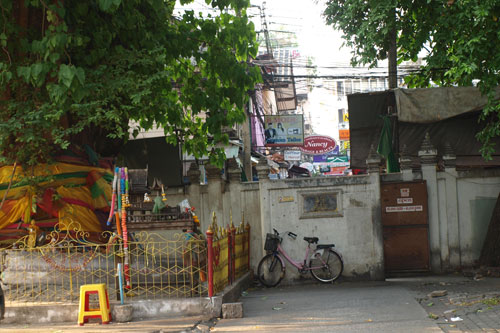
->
[162,159,500,279]
[257,175,384,283]
[383,166,500,272]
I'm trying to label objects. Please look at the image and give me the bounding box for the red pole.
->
[246,223,251,271]
[206,227,214,297]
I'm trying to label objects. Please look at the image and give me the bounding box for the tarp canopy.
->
[348,87,500,169]
[395,87,500,123]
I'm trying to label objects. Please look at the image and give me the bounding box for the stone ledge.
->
[1,271,253,324]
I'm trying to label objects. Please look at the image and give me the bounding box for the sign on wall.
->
[339,129,350,140]
[300,136,337,155]
[284,150,301,161]
[299,190,343,219]
[325,155,350,166]
[264,115,304,147]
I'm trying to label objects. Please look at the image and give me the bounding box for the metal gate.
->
[381,181,430,274]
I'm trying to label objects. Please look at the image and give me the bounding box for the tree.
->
[323,0,500,158]
[0,0,261,167]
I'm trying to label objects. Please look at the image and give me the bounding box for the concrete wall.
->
[162,154,500,279]
[170,161,385,284]
[382,164,500,273]
[257,173,384,283]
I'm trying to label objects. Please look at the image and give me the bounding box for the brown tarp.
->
[395,87,500,123]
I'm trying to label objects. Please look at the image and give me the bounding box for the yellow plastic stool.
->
[78,283,112,325]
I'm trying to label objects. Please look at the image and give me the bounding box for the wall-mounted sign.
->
[343,112,349,122]
[312,148,340,162]
[299,190,343,219]
[264,115,304,147]
[284,150,301,161]
[386,205,423,213]
[325,155,350,167]
[300,136,337,155]
[400,188,410,197]
[279,196,295,203]
[397,198,413,204]
[339,129,350,140]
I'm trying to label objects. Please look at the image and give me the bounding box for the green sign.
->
[325,155,349,166]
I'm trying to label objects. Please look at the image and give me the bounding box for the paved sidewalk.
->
[2,275,500,332]
[213,282,441,332]
[392,275,500,332]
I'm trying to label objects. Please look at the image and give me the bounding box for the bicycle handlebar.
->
[272,228,298,240]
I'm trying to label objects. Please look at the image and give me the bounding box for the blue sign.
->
[312,146,340,162]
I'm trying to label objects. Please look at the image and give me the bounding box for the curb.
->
[2,271,252,324]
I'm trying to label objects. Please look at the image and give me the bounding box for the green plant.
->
[324,0,500,159]
[0,0,261,167]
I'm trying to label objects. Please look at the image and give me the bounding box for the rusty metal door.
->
[381,181,430,274]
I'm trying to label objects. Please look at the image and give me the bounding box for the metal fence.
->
[206,213,250,297]
[0,212,251,304]
[0,230,208,304]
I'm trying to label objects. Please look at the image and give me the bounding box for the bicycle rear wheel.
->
[310,249,343,283]
[257,253,285,287]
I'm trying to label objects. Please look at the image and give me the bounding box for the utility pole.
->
[260,2,273,56]
[388,7,399,169]
[388,8,397,89]
[242,97,253,181]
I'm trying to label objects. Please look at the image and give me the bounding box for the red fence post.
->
[246,223,251,271]
[206,227,214,297]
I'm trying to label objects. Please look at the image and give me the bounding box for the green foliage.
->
[324,0,500,159]
[0,0,260,167]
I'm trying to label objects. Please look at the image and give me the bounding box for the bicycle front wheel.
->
[257,253,285,287]
[310,249,343,283]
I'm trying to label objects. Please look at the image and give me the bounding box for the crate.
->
[264,233,280,252]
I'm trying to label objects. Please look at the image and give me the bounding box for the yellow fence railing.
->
[0,231,208,304]
[0,211,250,303]
[206,213,250,297]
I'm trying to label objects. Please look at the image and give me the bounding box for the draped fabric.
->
[0,163,112,231]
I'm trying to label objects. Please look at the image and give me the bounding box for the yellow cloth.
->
[0,197,30,230]
[0,163,111,232]
[56,186,103,232]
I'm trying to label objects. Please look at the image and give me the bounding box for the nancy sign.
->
[300,136,337,155]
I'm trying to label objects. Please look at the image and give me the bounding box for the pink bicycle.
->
[257,228,343,287]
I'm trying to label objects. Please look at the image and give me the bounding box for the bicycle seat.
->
[317,244,335,249]
[303,237,319,244]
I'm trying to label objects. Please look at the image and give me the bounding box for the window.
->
[345,80,352,96]
[338,109,345,123]
[361,79,369,92]
[336,81,344,97]
[353,80,360,94]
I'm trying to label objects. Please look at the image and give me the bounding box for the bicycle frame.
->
[273,242,327,271]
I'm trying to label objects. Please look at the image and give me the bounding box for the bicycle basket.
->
[264,233,280,251]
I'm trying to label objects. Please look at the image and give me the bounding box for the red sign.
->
[300,136,337,155]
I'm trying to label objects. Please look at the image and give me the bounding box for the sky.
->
[174,0,353,69]
[252,0,352,68]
